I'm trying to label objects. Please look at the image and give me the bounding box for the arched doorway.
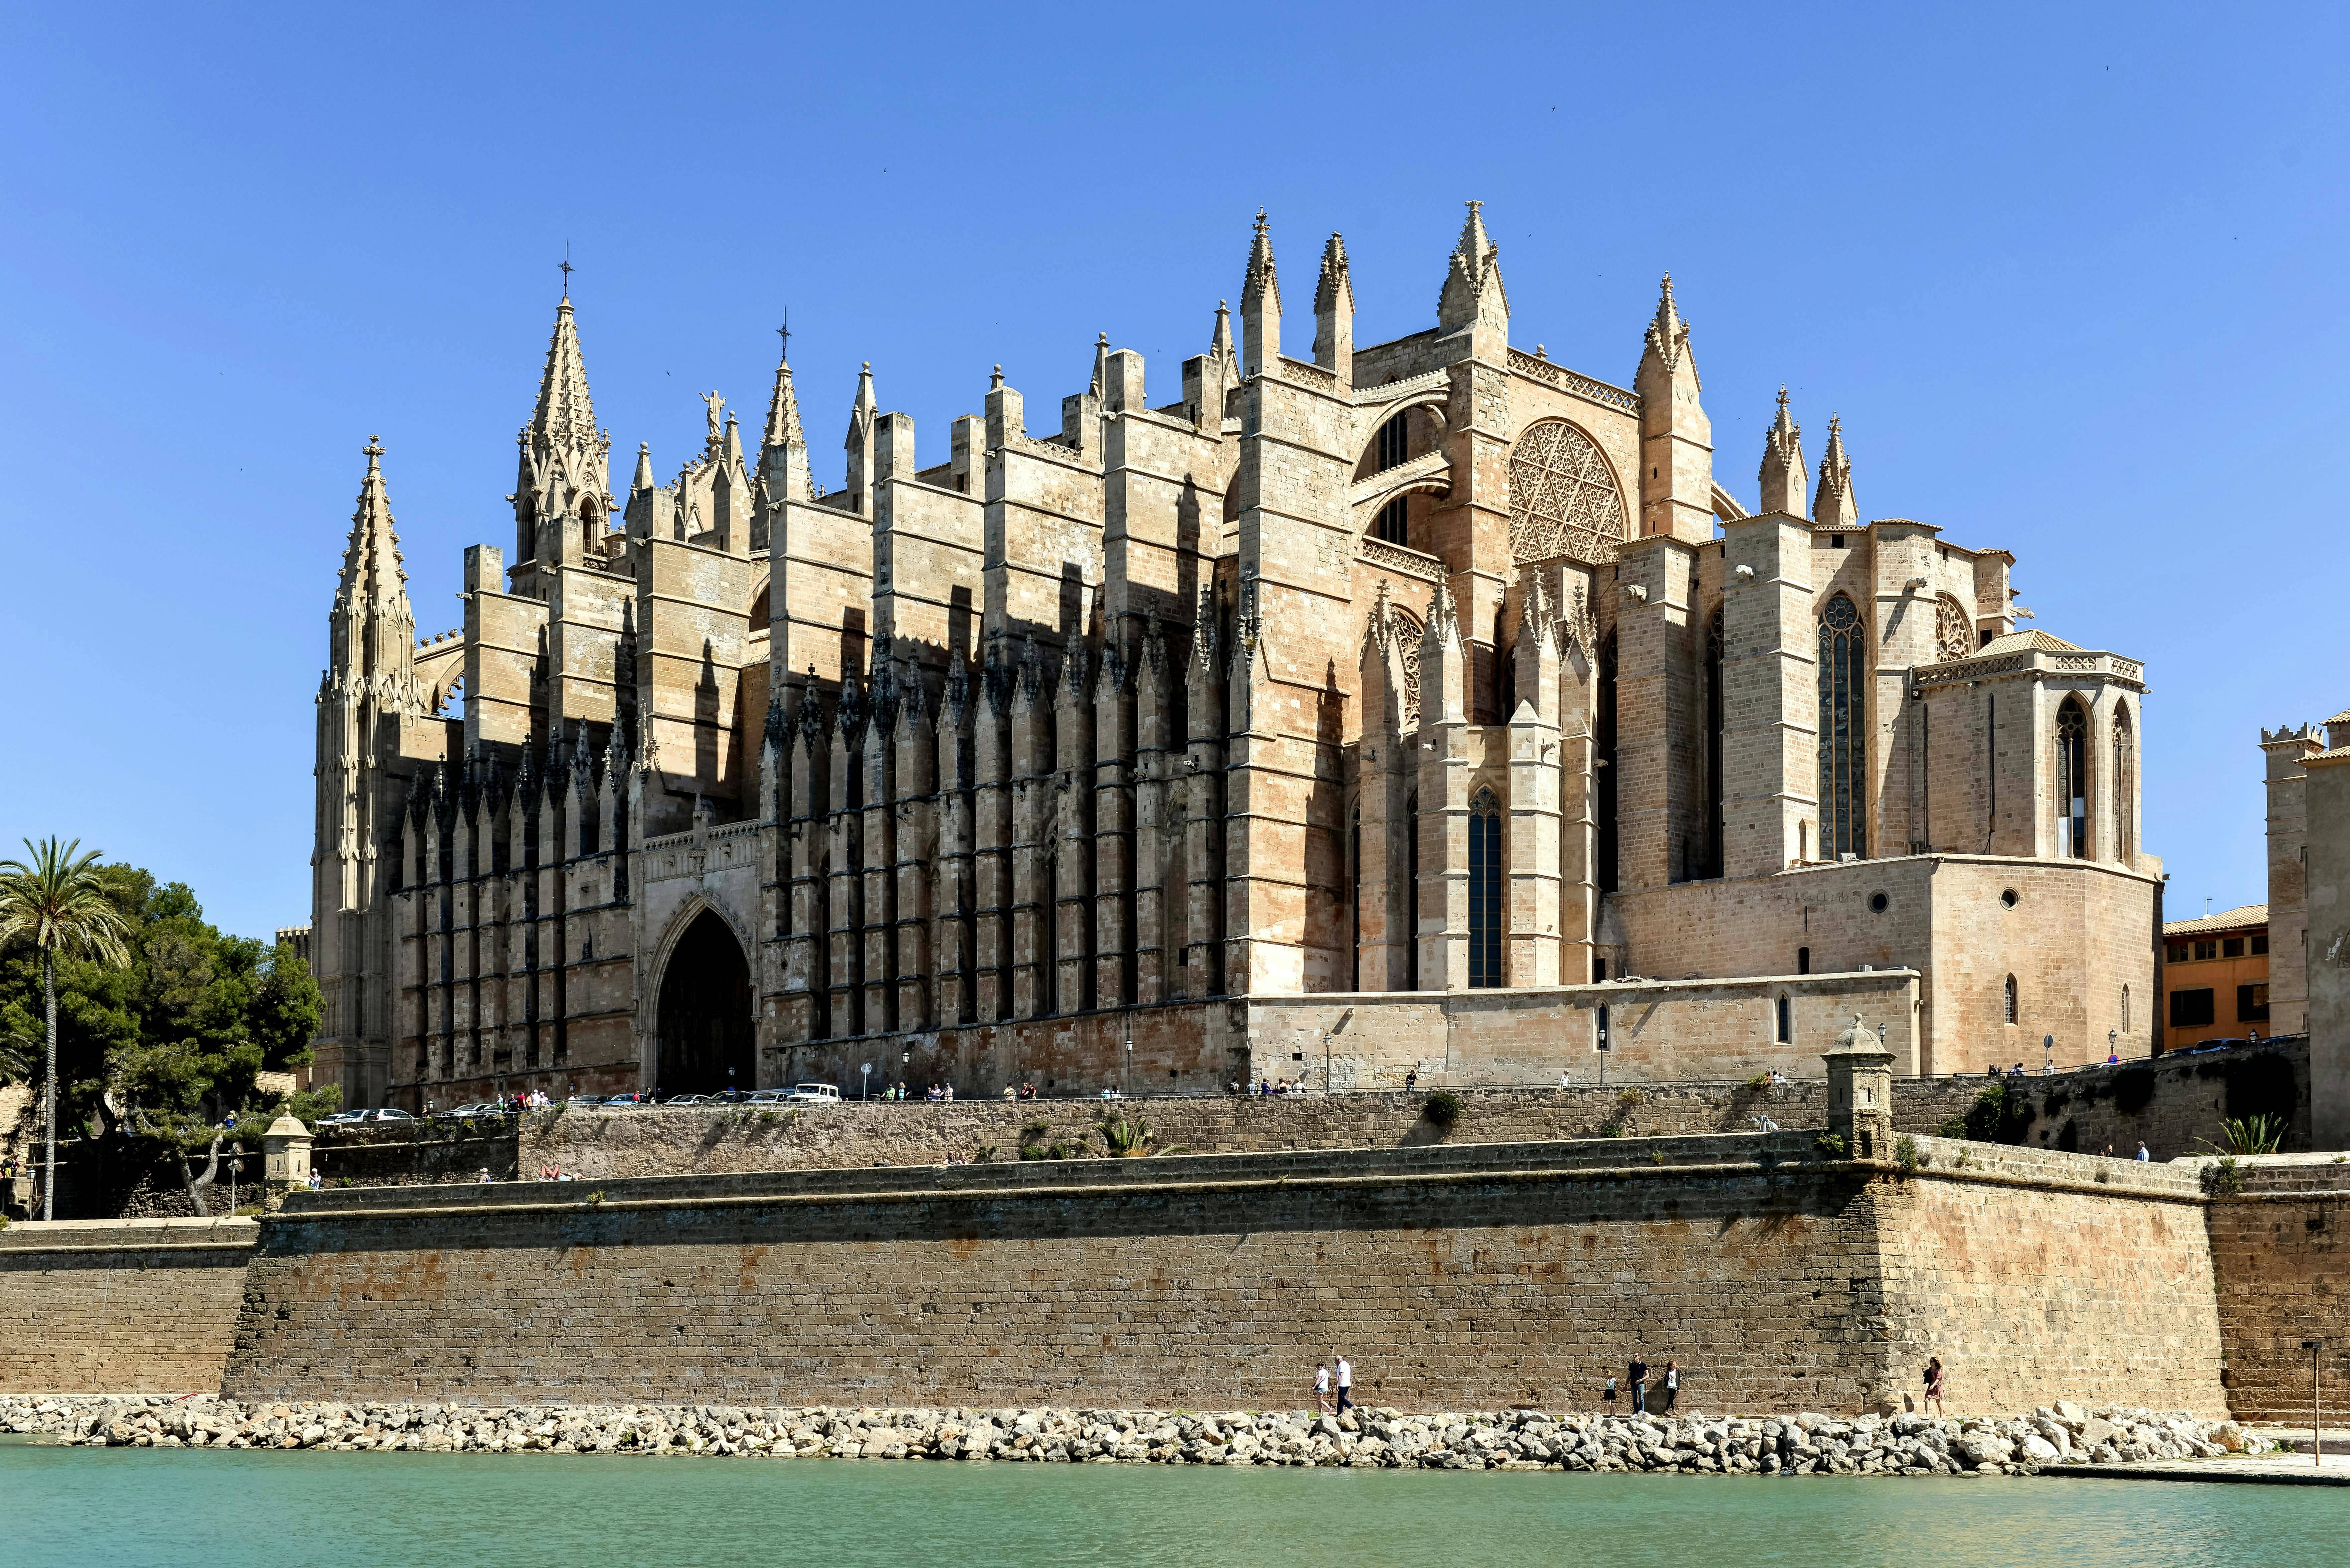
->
[655,910,753,1095]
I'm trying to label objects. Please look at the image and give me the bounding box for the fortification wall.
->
[0,1219,257,1395]
[219,1137,2224,1417]
[1877,1138,2226,1416]
[2205,1157,2350,1424]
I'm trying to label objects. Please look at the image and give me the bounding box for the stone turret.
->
[1435,200,1508,358]
[1824,1014,1895,1159]
[511,291,613,577]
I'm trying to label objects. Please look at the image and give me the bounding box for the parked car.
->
[562,1094,608,1108]
[663,1094,711,1106]
[745,1089,791,1104]
[783,1083,841,1105]
[354,1107,414,1123]
[601,1092,657,1108]
[315,1110,367,1126]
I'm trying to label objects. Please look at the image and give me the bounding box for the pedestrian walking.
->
[2136,1141,2149,1161]
[1334,1354,1354,1416]
[1602,1374,1618,1414]
[1923,1356,1946,1417]
[1404,1069,1418,1092]
[1659,1360,1679,1413]
[1627,1353,1649,1415]
[1313,1361,1332,1415]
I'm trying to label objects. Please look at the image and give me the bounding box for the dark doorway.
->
[656,910,754,1095]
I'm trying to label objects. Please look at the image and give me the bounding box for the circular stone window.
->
[1869,892,1890,914]
[2001,888,2019,909]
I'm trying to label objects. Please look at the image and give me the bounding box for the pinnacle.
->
[1454,199,1495,270]
[1642,273,1692,373]
[1243,209,1279,308]
[1316,233,1351,310]
[337,434,408,609]
[531,291,598,452]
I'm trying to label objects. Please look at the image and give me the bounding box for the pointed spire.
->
[763,685,788,753]
[1090,332,1110,401]
[336,435,407,610]
[1758,386,1809,517]
[1210,300,1234,363]
[1191,580,1222,679]
[796,668,825,750]
[531,293,597,450]
[763,339,806,456]
[1437,199,1508,336]
[1315,232,1351,311]
[1314,233,1355,381]
[1815,414,1857,527]
[631,441,654,493]
[1642,274,1691,376]
[1426,578,1460,642]
[944,650,971,723]
[849,362,876,442]
[1242,209,1280,311]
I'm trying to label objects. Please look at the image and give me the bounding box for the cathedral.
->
[308,204,2159,1111]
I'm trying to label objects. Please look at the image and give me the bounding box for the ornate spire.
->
[1815,414,1857,527]
[847,361,876,449]
[796,668,825,750]
[1315,232,1351,313]
[1242,209,1280,312]
[1758,386,1808,517]
[1191,580,1222,679]
[1210,300,1234,364]
[763,685,788,754]
[944,650,971,722]
[531,294,598,451]
[336,435,407,612]
[631,440,654,493]
[1437,199,1508,333]
[328,435,422,711]
[1089,332,1110,402]
[762,328,805,454]
[1642,273,1692,376]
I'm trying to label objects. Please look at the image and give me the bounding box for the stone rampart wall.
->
[2205,1157,2350,1424]
[516,1041,2305,1183]
[218,1137,2223,1417]
[0,1219,257,1395]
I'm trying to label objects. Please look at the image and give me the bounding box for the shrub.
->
[1596,1121,1623,1138]
[1964,1083,2034,1145]
[1648,1148,1666,1165]
[1096,1115,1157,1157]
[1020,1120,1052,1144]
[1937,1116,1969,1140]
[2113,1065,2158,1116]
[1894,1136,1919,1172]
[2198,1115,2285,1157]
[973,1145,998,1164]
[2201,1157,2244,1198]
[1422,1091,1463,1130]
[1815,1132,1847,1158]
[1745,1074,1771,1091]
[1614,1088,1647,1113]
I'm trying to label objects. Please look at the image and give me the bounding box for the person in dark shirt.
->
[1627,1353,1649,1415]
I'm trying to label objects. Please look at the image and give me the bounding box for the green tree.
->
[0,839,135,1220]
[0,853,322,1216]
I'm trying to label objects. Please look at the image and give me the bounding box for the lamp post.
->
[2108,1028,2118,1065]
[1123,1014,1133,1101]
[859,1062,871,1102]
[2042,1033,2054,1076]
[2305,1339,2327,1468]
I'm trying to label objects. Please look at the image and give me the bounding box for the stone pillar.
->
[1132,631,1173,1004]
[1823,1016,1895,1161]
[972,663,1013,1022]
[1720,513,1818,878]
[1416,585,1470,990]
[893,679,934,1032]
[1507,572,1563,987]
[1009,649,1051,1018]
[1093,640,1134,1009]
[1614,535,1699,890]
[1355,587,1412,991]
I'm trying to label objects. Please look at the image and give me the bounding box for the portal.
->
[654,909,754,1095]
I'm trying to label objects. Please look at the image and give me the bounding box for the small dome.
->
[1831,1014,1881,1053]
[264,1113,310,1139]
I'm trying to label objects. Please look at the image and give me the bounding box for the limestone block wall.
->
[0,1219,257,1395]
[1873,1138,2225,1416]
[2205,1157,2350,1423]
[219,1138,2229,1416]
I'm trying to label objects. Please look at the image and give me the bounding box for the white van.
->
[783,1083,841,1105]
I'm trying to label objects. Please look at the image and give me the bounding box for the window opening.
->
[2055,697,2089,858]
[1468,789,1504,988]
[1373,495,1408,545]
[1376,412,1408,472]
[2003,973,2018,1025]
[1776,993,1792,1044]
[1817,595,1866,858]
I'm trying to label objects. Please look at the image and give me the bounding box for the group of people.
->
[1602,1354,1683,1415]
[875,1082,953,1101]
[1312,1354,1356,1416]
[1238,1079,1312,1097]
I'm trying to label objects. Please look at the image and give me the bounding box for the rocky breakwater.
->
[0,1396,2260,1474]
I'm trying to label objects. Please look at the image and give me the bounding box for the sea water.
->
[2,1439,2340,1567]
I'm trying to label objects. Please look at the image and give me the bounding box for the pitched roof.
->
[1974,629,2085,656]
[2163,904,2267,938]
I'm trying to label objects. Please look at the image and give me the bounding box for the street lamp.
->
[2305,1339,2327,1469]
[859,1062,872,1102]
[2042,1033,2054,1076]
[2108,1028,2118,1064]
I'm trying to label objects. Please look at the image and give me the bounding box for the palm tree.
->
[0,839,133,1220]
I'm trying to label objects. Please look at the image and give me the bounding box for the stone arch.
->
[650,897,756,1095]
[1507,418,1628,567]
[1933,594,1975,662]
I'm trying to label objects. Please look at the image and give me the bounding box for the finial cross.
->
[559,243,573,296]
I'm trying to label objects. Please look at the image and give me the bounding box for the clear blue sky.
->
[3,3,2344,941]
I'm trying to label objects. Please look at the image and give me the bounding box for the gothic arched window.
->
[2112,701,2135,865]
[1776,993,1792,1044]
[1468,789,1504,988]
[1376,412,1409,472]
[2004,973,2018,1025]
[2055,697,2089,859]
[1817,594,1866,859]
[1596,631,1618,893]
[1373,495,1408,544]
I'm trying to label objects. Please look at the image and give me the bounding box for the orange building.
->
[2160,904,2269,1051]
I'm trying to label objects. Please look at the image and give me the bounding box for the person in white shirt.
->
[1334,1354,1354,1416]
[1313,1362,1332,1415]
[2136,1142,2149,1161]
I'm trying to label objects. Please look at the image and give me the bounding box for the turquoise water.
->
[3,1441,2341,1567]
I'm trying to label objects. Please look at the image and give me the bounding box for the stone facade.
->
[0,1219,256,1394]
[308,205,2157,1114]
[215,1137,2224,1417]
[2265,713,2350,1146]
[2206,1156,2350,1423]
